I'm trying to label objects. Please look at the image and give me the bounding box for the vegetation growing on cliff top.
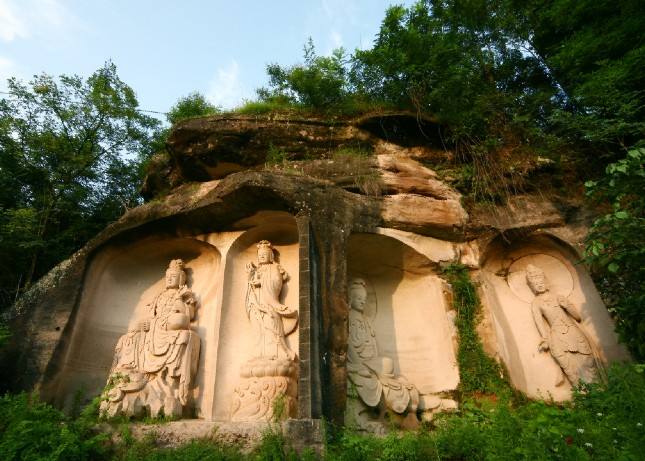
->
[251,0,645,359]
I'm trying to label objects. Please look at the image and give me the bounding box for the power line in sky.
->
[0,91,168,116]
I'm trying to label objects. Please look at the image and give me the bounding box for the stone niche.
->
[346,233,459,430]
[208,213,300,422]
[480,234,629,401]
[50,237,221,411]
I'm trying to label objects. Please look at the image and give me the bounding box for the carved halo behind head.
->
[506,254,574,303]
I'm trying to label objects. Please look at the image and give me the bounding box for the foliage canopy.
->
[0,62,159,311]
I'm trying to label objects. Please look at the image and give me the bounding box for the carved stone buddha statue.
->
[526,264,600,386]
[100,259,200,418]
[346,278,420,429]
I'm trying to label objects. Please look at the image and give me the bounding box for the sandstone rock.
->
[376,149,459,200]
[381,194,468,239]
[3,111,628,444]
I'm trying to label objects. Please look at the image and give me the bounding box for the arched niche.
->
[211,213,300,421]
[480,233,629,400]
[347,233,459,394]
[53,237,221,410]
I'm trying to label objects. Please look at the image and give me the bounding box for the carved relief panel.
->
[211,218,300,422]
[100,259,201,418]
[346,234,459,431]
[481,236,629,400]
[52,238,220,414]
[230,240,298,421]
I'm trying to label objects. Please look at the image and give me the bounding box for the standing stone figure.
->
[100,259,200,418]
[526,264,599,386]
[245,240,298,360]
[231,240,298,421]
[346,278,420,430]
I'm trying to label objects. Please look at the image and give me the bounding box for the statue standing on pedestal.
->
[100,259,200,418]
[245,240,298,361]
[526,264,600,386]
[231,240,298,421]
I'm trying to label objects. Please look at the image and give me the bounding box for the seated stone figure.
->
[346,278,420,429]
[100,259,200,418]
[526,264,601,386]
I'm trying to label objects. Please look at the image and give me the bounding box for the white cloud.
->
[0,0,85,43]
[0,0,28,41]
[207,60,249,110]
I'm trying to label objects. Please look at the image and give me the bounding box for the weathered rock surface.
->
[142,112,446,199]
[3,111,624,434]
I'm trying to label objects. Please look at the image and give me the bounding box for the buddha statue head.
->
[257,240,275,265]
[165,259,186,289]
[349,278,368,313]
[526,264,547,295]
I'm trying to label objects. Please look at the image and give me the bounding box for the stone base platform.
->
[121,418,324,453]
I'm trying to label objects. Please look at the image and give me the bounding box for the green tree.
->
[0,62,159,311]
[147,92,220,156]
[585,148,645,359]
[511,0,645,155]
[166,92,220,125]
[257,38,350,109]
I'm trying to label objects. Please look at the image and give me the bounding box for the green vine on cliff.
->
[443,264,509,397]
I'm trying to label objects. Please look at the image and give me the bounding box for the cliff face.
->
[143,111,588,243]
[4,111,622,433]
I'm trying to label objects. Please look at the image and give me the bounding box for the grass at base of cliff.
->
[328,365,645,461]
[1,364,643,460]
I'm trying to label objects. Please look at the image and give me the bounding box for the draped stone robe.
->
[246,262,298,360]
[531,292,598,385]
[347,309,418,414]
[110,286,199,406]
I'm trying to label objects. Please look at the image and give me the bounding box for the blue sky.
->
[0,0,415,118]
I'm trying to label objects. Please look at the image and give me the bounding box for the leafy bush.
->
[327,364,645,461]
[2,364,644,460]
[257,39,349,110]
[0,393,108,460]
[265,144,289,165]
[233,98,301,115]
[585,147,645,359]
[166,92,220,125]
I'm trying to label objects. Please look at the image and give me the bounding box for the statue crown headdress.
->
[350,278,367,289]
[167,259,185,273]
[257,240,273,250]
[525,264,543,277]
[256,240,275,262]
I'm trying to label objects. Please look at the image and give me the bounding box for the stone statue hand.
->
[139,320,150,332]
[246,262,256,274]
[538,340,549,352]
[180,288,195,305]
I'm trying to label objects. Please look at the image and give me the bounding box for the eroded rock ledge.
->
[2,111,626,442]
